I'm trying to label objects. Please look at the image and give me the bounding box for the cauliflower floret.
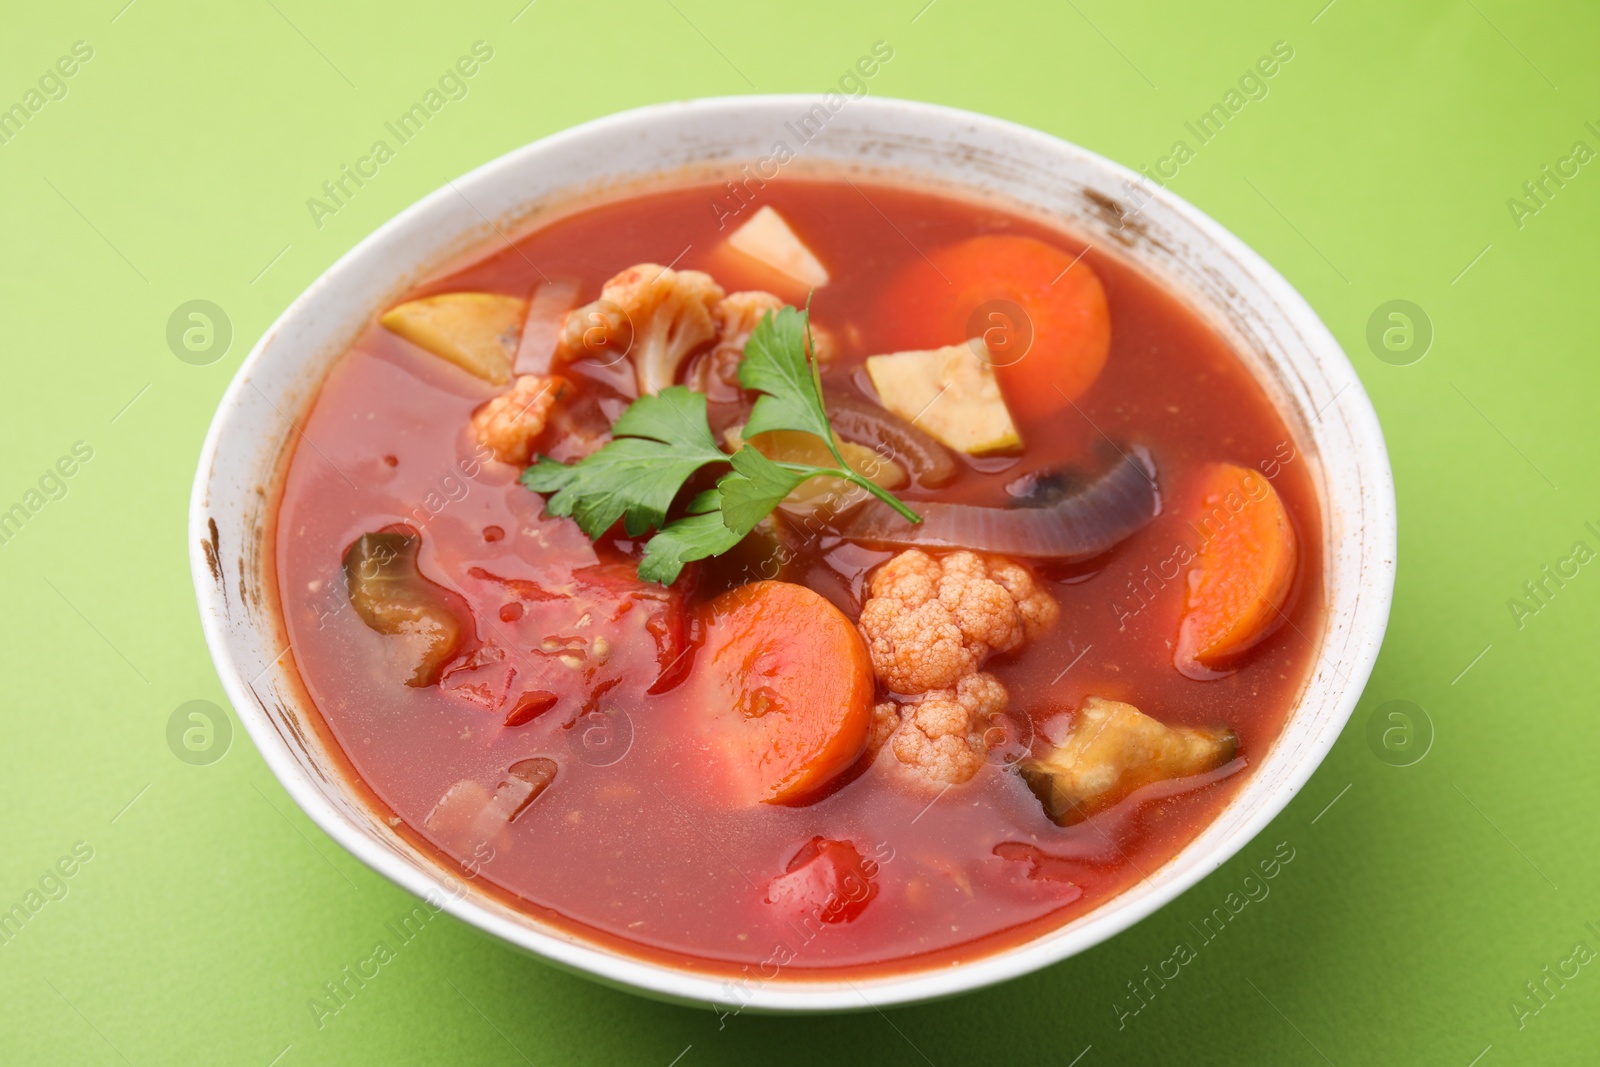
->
[885,672,1010,785]
[985,554,1059,638]
[558,263,725,396]
[860,550,1052,787]
[688,290,840,403]
[471,375,571,465]
[867,699,900,754]
[714,290,783,354]
[685,291,782,403]
[714,290,838,364]
[857,549,1059,694]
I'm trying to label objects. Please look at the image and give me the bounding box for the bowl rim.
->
[190,93,1396,1013]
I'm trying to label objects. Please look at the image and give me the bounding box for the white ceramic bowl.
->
[189,96,1395,1012]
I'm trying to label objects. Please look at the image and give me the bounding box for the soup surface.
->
[273,175,1323,978]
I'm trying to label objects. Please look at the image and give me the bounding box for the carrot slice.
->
[1176,462,1299,674]
[688,581,875,805]
[877,234,1111,420]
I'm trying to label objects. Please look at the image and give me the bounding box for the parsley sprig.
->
[520,306,920,584]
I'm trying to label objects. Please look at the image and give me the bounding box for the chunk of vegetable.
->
[572,562,692,694]
[859,549,1058,694]
[514,278,580,375]
[725,206,830,291]
[423,780,493,847]
[423,757,558,856]
[471,374,572,466]
[765,837,879,923]
[723,424,906,518]
[343,530,466,686]
[878,234,1111,420]
[439,646,516,711]
[688,581,875,804]
[1175,462,1298,674]
[380,292,525,385]
[556,263,724,396]
[1019,697,1237,826]
[499,757,559,817]
[865,342,1022,455]
[504,691,559,727]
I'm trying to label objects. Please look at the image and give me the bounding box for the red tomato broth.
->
[273,176,1324,977]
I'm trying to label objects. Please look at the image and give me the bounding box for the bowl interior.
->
[190,96,1394,1011]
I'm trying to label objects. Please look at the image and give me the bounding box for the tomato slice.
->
[428,558,690,726]
[877,234,1111,421]
[765,838,880,923]
[572,562,691,693]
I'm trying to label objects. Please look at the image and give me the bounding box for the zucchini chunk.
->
[1019,697,1236,826]
[343,530,466,686]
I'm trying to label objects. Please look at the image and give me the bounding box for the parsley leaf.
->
[717,447,809,536]
[521,304,920,585]
[736,305,922,526]
[739,306,833,442]
[637,491,742,585]
[520,386,727,538]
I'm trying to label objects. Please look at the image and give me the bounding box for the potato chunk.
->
[726,206,830,289]
[865,342,1021,455]
[1019,697,1236,825]
[380,292,526,385]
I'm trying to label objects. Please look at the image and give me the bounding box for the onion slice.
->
[514,278,581,375]
[838,445,1160,561]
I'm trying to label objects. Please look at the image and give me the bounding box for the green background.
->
[2,0,1594,1063]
